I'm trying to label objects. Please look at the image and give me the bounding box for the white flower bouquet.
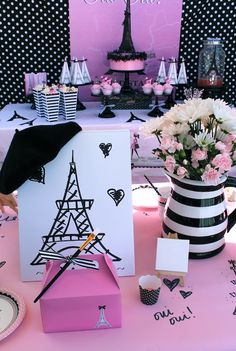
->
[140,98,236,184]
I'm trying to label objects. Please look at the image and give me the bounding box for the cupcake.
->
[112,81,121,95]
[153,82,164,96]
[142,79,153,95]
[163,79,173,95]
[91,83,101,96]
[102,83,113,96]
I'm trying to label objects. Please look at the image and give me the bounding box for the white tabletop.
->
[1,103,235,181]
[0,102,166,183]
[0,102,152,130]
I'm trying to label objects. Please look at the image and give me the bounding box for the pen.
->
[34,233,96,303]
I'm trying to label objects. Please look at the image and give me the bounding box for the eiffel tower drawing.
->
[31,151,121,266]
[96,306,111,328]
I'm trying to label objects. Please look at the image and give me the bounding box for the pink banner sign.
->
[69,0,183,101]
[24,72,47,96]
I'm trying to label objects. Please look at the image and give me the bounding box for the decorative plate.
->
[0,289,26,341]
[132,185,159,211]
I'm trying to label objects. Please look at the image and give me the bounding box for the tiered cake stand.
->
[106,68,145,94]
[92,68,150,118]
[147,83,189,118]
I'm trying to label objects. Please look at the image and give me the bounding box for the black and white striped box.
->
[41,92,60,122]
[59,90,78,120]
[33,89,44,118]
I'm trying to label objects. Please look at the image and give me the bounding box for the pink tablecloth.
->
[1,205,236,351]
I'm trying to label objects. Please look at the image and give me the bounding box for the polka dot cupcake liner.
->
[139,275,162,305]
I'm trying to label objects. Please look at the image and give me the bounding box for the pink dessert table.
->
[1,198,236,351]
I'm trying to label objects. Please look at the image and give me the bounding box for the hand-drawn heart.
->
[179,290,193,299]
[99,143,112,158]
[107,188,125,206]
[163,278,180,292]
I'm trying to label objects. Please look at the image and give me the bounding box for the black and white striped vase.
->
[162,171,228,259]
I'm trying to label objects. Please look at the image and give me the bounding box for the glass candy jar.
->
[197,38,225,88]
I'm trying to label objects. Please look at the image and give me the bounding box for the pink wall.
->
[69,0,183,101]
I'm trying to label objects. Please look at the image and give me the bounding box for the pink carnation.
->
[215,141,226,152]
[224,142,233,153]
[223,135,236,153]
[225,134,236,143]
[191,148,207,162]
[161,136,182,153]
[211,153,232,172]
[164,155,176,173]
[191,161,199,168]
[176,166,188,178]
[201,166,221,185]
[175,142,183,151]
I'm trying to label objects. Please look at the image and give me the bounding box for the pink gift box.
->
[40,254,122,333]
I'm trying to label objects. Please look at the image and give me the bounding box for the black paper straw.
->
[144,175,162,196]
[0,261,6,268]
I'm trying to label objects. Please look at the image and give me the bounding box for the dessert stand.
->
[73,81,91,111]
[91,91,116,118]
[146,83,189,117]
[96,0,149,116]
[68,58,92,111]
[106,69,145,95]
[101,69,151,112]
[91,68,150,118]
[145,56,189,117]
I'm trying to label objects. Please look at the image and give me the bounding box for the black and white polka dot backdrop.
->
[177,0,236,106]
[0,0,70,109]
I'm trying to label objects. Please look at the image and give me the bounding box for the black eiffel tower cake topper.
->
[107,0,147,62]
[31,151,121,266]
[119,0,135,53]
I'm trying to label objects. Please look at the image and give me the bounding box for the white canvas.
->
[18,130,134,281]
[155,238,189,273]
